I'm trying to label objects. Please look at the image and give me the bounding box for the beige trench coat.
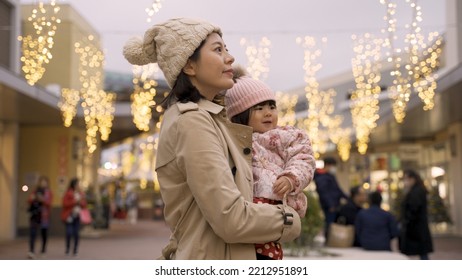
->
[155,99,301,259]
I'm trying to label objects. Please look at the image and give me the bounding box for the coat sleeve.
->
[62,190,75,208]
[176,112,300,244]
[388,212,400,239]
[278,127,316,193]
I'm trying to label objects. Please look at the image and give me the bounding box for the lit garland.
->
[275,91,298,126]
[328,115,352,162]
[240,37,271,81]
[18,1,61,85]
[350,33,382,154]
[382,0,443,122]
[77,37,115,152]
[131,64,160,131]
[380,0,410,123]
[59,35,115,153]
[406,0,442,111]
[415,32,442,110]
[58,88,80,127]
[145,0,163,23]
[296,36,339,159]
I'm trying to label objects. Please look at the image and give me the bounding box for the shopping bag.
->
[79,208,92,225]
[326,222,355,248]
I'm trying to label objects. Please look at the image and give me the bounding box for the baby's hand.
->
[273,176,294,197]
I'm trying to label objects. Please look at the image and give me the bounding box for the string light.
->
[350,33,382,154]
[296,36,342,159]
[382,0,443,122]
[58,88,80,127]
[329,120,352,162]
[276,91,298,126]
[145,0,163,23]
[380,0,409,123]
[18,1,61,85]
[59,35,115,153]
[131,64,160,131]
[240,37,271,81]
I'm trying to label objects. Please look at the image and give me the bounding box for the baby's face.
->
[249,103,278,133]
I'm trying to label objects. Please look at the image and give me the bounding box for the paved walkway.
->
[0,219,461,260]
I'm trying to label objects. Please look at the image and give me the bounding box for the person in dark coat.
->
[355,191,399,251]
[399,169,434,259]
[313,157,348,239]
[336,186,367,246]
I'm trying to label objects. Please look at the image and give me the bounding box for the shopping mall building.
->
[1,0,462,241]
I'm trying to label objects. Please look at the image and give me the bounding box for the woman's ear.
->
[182,60,196,76]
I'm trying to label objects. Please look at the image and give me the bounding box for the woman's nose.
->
[225,51,235,64]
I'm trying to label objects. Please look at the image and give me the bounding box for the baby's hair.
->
[231,100,276,126]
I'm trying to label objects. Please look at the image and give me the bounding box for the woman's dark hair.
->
[403,169,428,193]
[161,39,207,109]
[230,100,276,126]
[69,178,79,190]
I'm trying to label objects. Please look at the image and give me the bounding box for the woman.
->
[123,18,301,259]
[27,175,53,259]
[399,169,433,259]
[61,178,87,257]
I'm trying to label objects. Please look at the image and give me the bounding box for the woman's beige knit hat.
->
[123,18,222,88]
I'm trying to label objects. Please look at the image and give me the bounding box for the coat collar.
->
[175,99,224,115]
[198,99,224,115]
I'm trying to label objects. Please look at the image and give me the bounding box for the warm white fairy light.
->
[58,88,80,127]
[240,37,271,81]
[382,0,443,122]
[145,0,163,23]
[329,115,352,162]
[18,1,61,85]
[131,64,160,131]
[296,36,340,159]
[381,0,411,123]
[59,36,115,153]
[276,91,298,127]
[350,33,382,155]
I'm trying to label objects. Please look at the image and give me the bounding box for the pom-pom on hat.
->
[123,18,222,88]
[225,66,276,119]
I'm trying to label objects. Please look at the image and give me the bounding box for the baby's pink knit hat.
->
[225,71,275,119]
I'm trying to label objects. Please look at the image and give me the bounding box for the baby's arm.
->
[278,126,316,194]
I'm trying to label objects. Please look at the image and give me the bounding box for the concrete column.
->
[445,0,462,69]
[0,122,19,240]
[448,122,462,235]
[9,0,21,74]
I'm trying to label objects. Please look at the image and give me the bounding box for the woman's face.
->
[185,33,235,100]
[39,178,48,188]
[403,175,415,188]
[248,102,278,133]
